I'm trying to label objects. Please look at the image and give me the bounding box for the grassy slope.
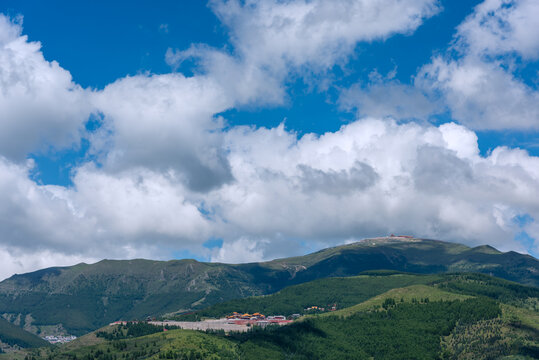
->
[233,296,502,359]
[59,327,107,351]
[323,284,472,317]
[179,272,539,320]
[37,328,239,360]
[176,273,443,320]
[501,304,539,329]
[23,272,539,360]
[0,259,271,335]
[0,317,49,349]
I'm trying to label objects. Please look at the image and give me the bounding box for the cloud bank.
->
[0,0,538,279]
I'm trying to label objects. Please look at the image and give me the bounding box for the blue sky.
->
[5,0,537,186]
[0,0,538,278]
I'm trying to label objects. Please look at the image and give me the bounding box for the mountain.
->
[0,237,537,335]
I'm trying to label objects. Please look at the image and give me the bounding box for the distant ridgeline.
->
[0,237,537,336]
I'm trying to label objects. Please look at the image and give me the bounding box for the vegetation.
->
[175,273,442,320]
[440,317,539,359]
[23,328,239,360]
[0,238,537,359]
[95,323,180,340]
[435,273,539,309]
[0,317,49,349]
[231,298,502,359]
[0,238,537,335]
[11,271,539,360]
[31,297,504,359]
[322,284,471,317]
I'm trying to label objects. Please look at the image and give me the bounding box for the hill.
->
[21,272,539,360]
[0,316,49,353]
[179,271,539,320]
[175,273,443,320]
[0,237,537,335]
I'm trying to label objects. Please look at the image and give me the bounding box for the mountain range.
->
[0,237,537,336]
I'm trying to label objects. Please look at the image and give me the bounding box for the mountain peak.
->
[358,235,420,245]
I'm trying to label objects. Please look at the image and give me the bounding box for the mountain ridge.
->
[0,237,537,335]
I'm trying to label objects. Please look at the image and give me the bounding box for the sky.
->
[0,0,538,280]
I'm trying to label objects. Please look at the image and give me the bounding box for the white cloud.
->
[210,237,268,264]
[0,15,92,161]
[70,164,212,242]
[91,73,234,191]
[438,122,479,159]
[208,118,539,254]
[418,56,539,130]
[1,118,539,279]
[1,2,539,281]
[455,0,539,60]
[416,0,539,130]
[345,0,539,130]
[93,0,442,193]
[166,0,441,107]
[166,45,286,106]
[0,247,98,281]
[211,0,441,73]
[340,71,441,120]
[0,157,90,251]
[0,156,212,277]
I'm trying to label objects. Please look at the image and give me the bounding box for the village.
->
[42,335,77,344]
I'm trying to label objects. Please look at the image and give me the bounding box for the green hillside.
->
[175,273,442,320]
[21,273,539,360]
[0,317,49,351]
[0,238,537,335]
[11,299,506,360]
[179,271,539,320]
[321,284,472,317]
[235,298,504,360]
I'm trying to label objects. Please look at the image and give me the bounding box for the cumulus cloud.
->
[0,156,212,276]
[1,1,539,280]
[70,165,212,241]
[91,74,234,191]
[340,71,442,121]
[342,0,539,130]
[417,0,539,130]
[91,0,442,193]
[0,15,92,161]
[417,57,539,130]
[166,0,441,106]
[1,118,539,278]
[207,119,539,252]
[0,157,93,252]
[455,0,539,60]
[298,161,378,195]
[210,0,440,72]
[0,247,99,280]
[210,237,269,264]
